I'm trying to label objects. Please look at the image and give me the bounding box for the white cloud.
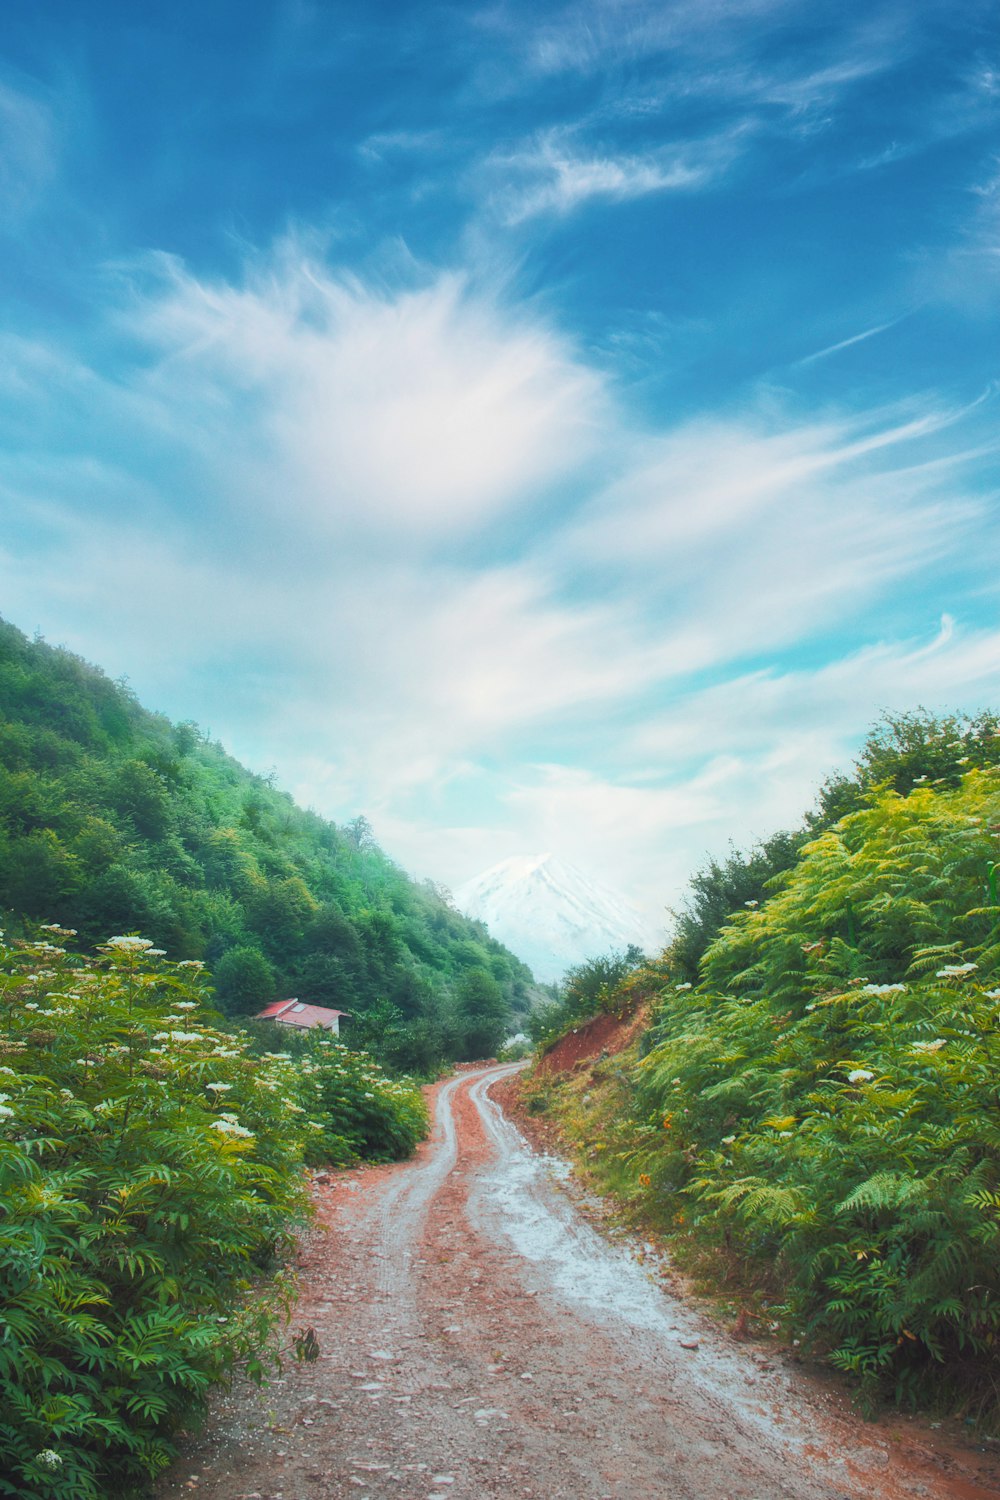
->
[122,247,609,539]
[3,241,998,952]
[486,129,732,223]
[373,616,1000,939]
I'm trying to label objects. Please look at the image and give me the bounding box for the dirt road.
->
[157,1064,1000,1500]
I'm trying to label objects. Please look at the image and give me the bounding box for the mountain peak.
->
[455,853,656,985]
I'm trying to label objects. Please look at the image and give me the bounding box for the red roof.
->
[255,999,348,1030]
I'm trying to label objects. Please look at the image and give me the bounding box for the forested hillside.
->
[0,618,532,1068]
[524,711,1000,1421]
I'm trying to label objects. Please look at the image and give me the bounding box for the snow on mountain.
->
[454,852,659,985]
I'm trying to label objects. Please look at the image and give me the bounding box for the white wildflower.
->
[173,1001,198,1010]
[744,899,759,908]
[0,1105,15,1119]
[106,936,154,951]
[169,1031,202,1043]
[861,983,907,995]
[847,1069,874,1084]
[35,1450,63,1470]
[675,982,692,992]
[205,1082,233,1093]
[209,1119,253,1138]
[936,962,977,977]
[912,1039,947,1054]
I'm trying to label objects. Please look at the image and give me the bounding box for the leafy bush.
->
[633,770,1000,1411]
[292,1038,428,1165]
[0,930,308,1496]
[527,947,646,1048]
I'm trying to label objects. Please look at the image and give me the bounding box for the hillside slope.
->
[0,616,532,1068]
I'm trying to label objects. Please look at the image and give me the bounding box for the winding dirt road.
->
[158,1064,1000,1500]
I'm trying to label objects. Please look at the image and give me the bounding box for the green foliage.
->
[294,1038,428,1164]
[212,945,277,1014]
[632,769,1000,1413]
[670,832,803,982]
[0,617,529,1072]
[0,926,432,1496]
[810,707,1000,830]
[667,708,1000,989]
[527,946,645,1048]
[0,929,307,1497]
[454,966,508,1059]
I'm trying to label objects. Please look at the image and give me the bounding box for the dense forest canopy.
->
[0,617,534,1069]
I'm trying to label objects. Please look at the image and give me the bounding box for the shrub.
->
[635,770,1000,1411]
[0,928,309,1497]
[292,1037,428,1166]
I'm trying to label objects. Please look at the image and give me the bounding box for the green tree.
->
[670,831,803,981]
[213,945,277,1015]
[456,966,509,1060]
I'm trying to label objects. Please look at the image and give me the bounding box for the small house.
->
[255,999,348,1034]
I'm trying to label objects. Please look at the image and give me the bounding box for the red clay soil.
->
[154,1063,1000,1500]
[532,1005,649,1077]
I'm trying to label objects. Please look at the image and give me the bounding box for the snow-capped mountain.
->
[454,853,660,985]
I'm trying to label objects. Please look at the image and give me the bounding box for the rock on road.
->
[158,1064,1000,1500]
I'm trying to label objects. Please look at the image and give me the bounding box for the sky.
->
[1,0,998,945]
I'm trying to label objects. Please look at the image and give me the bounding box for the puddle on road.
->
[469,1100,687,1341]
[464,1071,849,1467]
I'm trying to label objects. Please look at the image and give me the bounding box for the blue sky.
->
[1,0,998,939]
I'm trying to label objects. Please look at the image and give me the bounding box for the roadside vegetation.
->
[525,944,648,1048]
[0,926,427,1498]
[526,711,1000,1424]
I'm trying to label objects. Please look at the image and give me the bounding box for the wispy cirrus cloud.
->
[483,123,748,223]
